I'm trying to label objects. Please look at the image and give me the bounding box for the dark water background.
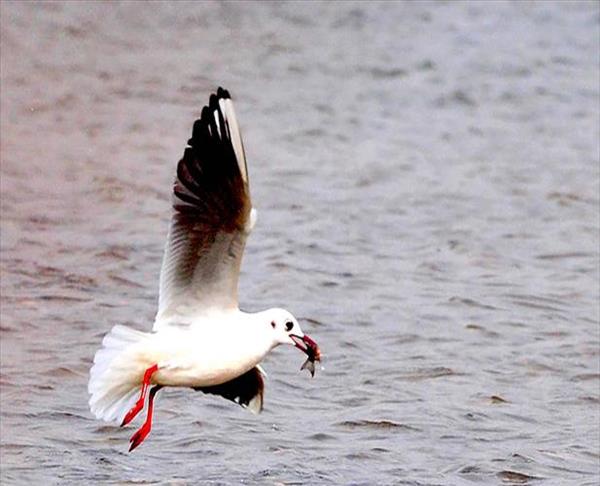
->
[1,1,599,485]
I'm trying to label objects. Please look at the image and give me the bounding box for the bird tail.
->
[88,325,150,424]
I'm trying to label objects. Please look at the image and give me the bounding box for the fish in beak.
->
[290,334,321,377]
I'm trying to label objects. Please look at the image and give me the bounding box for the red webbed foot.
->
[128,385,162,452]
[121,363,159,427]
[128,422,151,452]
[121,401,144,427]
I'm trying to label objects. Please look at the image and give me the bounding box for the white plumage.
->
[88,87,321,451]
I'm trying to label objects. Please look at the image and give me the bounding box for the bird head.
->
[266,308,321,363]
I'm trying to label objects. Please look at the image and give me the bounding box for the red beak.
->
[290,334,321,361]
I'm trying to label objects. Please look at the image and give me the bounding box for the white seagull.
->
[88,88,321,451]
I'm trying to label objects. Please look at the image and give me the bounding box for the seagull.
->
[88,88,321,452]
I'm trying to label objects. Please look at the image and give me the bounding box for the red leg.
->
[121,363,159,427]
[128,385,162,452]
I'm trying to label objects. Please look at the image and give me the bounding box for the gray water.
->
[1,1,599,485]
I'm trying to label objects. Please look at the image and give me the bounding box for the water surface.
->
[1,2,599,485]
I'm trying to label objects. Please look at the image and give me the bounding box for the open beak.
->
[290,334,321,361]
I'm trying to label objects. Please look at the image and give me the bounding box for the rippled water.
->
[1,2,599,485]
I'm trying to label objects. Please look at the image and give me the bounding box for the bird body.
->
[88,88,321,451]
[91,309,280,403]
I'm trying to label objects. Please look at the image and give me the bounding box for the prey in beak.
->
[290,334,321,377]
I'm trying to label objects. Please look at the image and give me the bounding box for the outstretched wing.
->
[154,88,253,330]
[193,366,265,414]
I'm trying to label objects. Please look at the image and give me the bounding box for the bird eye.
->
[271,321,276,329]
[285,321,293,332]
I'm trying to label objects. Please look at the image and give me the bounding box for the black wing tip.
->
[198,88,232,122]
[208,87,231,109]
[187,88,232,146]
[201,105,212,120]
[217,86,231,99]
